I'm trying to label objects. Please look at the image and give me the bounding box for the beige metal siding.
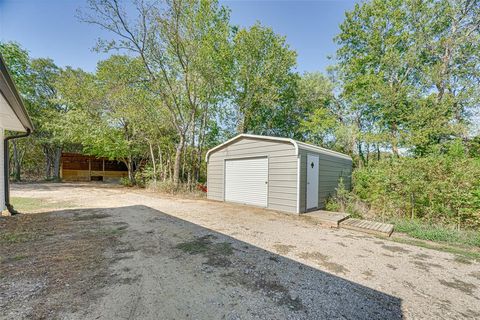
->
[298,148,352,212]
[207,137,297,213]
[318,153,352,208]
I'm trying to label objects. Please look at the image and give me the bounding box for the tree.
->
[297,72,345,148]
[0,42,36,181]
[79,0,232,186]
[232,23,298,136]
[335,0,418,157]
[55,56,158,184]
[335,0,480,157]
[30,58,64,180]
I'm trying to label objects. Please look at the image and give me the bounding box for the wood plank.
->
[302,210,350,228]
[340,218,394,237]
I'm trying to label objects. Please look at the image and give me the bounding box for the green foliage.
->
[353,150,480,229]
[80,0,235,185]
[232,23,298,135]
[0,42,32,97]
[325,178,365,218]
[335,0,480,158]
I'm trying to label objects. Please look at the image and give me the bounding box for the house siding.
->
[207,137,298,213]
[0,128,4,211]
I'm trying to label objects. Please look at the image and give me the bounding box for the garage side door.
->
[225,157,268,207]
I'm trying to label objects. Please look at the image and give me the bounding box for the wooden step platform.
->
[303,210,350,228]
[340,218,394,237]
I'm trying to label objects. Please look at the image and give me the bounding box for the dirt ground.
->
[1,183,479,319]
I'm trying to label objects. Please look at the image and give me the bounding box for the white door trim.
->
[306,153,319,210]
[296,155,300,213]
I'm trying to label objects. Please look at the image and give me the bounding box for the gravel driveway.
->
[2,183,479,319]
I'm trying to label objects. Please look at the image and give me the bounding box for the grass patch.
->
[391,219,480,247]
[11,254,28,261]
[73,213,111,221]
[176,234,234,268]
[176,235,234,256]
[10,197,73,212]
[96,227,126,237]
[0,232,32,244]
[176,235,215,254]
[391,236,480,262]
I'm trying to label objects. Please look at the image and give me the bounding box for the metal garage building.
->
[206,134,352,214]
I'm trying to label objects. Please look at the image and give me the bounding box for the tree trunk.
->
[12,141,21,182]
[53,146,62,181]
[391,142,400,157]
[197,106,208,182]
[44,146,52,180]
[391,123,400,157]
[173,135,184,186]
[357,142,366,168]
[127,157,136,185]
[149,142,157,183]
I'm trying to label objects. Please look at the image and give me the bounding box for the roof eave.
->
[0,54,34,132]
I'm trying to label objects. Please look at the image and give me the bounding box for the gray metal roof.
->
[206,134,352,161]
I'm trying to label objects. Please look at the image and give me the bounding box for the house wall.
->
[299,148,352,212]
[0,128,4,211]
[207,137,298,213]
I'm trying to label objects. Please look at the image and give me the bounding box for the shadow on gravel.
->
[0,205,404,319]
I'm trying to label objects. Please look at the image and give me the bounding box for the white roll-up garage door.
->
[225,157,268,207]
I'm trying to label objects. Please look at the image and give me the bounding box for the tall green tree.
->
[335,0,480,158]
[55,56,158,184]
[232,23,298,136]
[79,0,233,185]
[0,42,36,181]
[30,58,64,180]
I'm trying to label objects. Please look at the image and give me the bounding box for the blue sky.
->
[0,0,357,73]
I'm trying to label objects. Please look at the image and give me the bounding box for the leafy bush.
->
[325,178,367,218]
[352,150,480,229]
[120,177,134,187]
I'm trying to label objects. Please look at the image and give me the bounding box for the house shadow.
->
[61,204,404,319]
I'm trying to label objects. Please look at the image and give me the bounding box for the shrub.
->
[325,178,367,218]
[352,153,480,229]
[145,180,206,197]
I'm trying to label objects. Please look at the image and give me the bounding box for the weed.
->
[176,235,215,254]
[74,213,111,221]
[392,219,480,247]
[391,237,480,261]
[12,254,28,261]
[96,227,126,237]
[176,234,233,268]
[0,232,31,244]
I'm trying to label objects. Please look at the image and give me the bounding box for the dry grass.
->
[10,196,74,213]
[0,210,123,319]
